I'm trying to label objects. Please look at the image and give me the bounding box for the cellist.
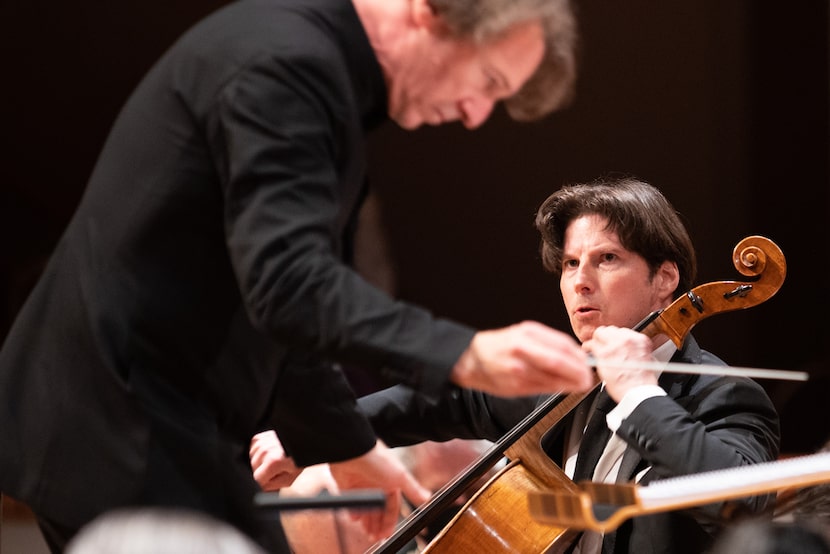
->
[357,177,780,553]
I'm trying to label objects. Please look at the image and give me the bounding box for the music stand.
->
[254,489,387,517]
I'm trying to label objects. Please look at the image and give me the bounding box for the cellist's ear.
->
[655,261,680,302]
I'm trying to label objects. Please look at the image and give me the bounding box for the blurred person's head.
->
[709,519,830,554]
[65,508,266,554]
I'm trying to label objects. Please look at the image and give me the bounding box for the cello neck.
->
[503,388,595,489]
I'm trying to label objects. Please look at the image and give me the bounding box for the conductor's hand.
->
[583,325,659,402]
[451,321,593,396]
[329,441,431,541]
[249,430,304,491]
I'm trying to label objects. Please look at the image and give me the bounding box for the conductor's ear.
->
[410,0,445,33]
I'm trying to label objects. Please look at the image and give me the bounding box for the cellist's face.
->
[559,215,678,343]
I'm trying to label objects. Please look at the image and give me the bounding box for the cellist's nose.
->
[573,263,594,292]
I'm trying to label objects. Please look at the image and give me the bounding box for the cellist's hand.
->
[451,321,593,396]
[329,441,432,541]
[583,326,658,402]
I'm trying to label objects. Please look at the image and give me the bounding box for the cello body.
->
[422,460,579,553]
[422,390,587,553]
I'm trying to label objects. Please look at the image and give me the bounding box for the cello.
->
[368,235,788,553]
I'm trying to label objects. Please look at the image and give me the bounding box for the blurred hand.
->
[329,441,431,541]
[250,430,304,491]
[451,321,593,396]
[583,325,659,402]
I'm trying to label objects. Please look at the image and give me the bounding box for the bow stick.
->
[528,451,830,532]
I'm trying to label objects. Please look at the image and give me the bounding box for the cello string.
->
[585,356,808,381]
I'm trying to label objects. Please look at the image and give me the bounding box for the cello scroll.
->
[640,235,786,346]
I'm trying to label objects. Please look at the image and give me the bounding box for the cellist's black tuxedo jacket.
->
[359,336,780,554]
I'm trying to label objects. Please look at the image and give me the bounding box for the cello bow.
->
[527,451,830,532]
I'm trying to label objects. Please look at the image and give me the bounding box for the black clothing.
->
[0,0,474,549]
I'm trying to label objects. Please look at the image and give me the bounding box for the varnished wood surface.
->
[423,460,579,553]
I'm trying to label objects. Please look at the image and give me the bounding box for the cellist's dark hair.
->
[534,177,697,298]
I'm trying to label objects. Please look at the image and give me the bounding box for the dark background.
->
[2,1,828,454]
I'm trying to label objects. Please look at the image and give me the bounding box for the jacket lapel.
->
[616,337,703,484]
